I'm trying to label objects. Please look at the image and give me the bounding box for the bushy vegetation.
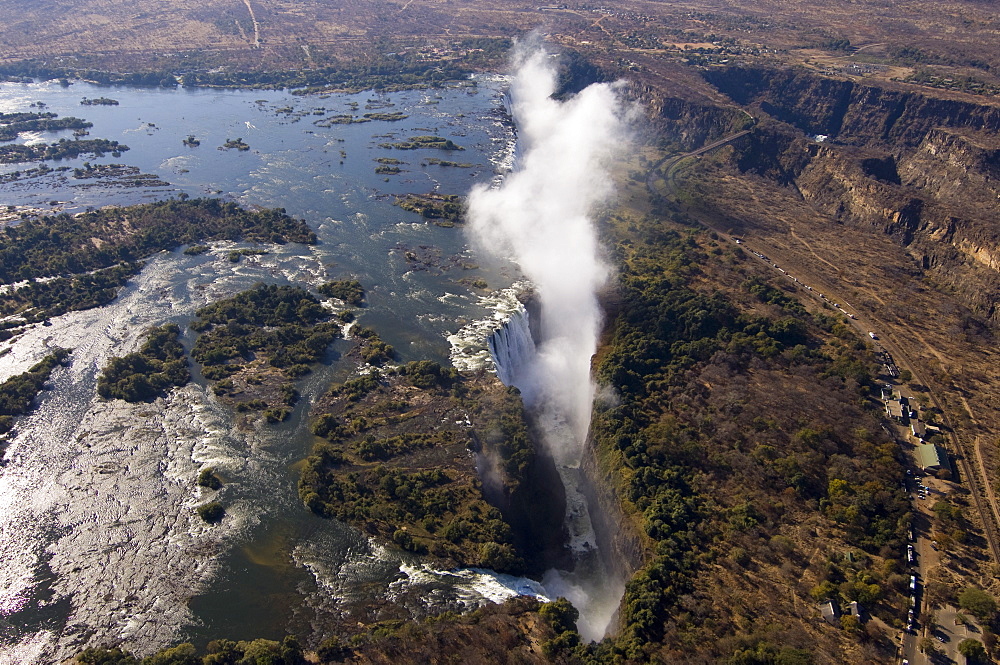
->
[219,137,250,151]
[196,502,225,524]
[0,347,70,435]
[399,360,458,389]
[75,636,305,664]
[80,97,119,106]
[352,327,395,365]
[300,370,538,572]
[394,193,464,223]
[0,262,143,324]
[97,324,189,402]
[0,138,127,163]
[0,198,315,284]
[317,279,365,306]
[0,111,92,141]
[575,226,908,661]
[191,284,339,380]
[379,135,463,151]
[197,467,223,490]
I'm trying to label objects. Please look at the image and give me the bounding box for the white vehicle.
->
[869,331,878,339]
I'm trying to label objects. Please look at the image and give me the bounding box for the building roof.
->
[886,400,904,418]
[916,443,949,471]
[820,599,840,625]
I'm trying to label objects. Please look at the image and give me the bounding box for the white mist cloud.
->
[467,39,632,449]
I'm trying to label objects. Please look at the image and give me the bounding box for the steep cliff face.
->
[652,94,750,151]
[703,67,1000,321]
[899,127,1000,206]
[580,435,645,582]
[704,66,1000,148]
[785,141,1000,319]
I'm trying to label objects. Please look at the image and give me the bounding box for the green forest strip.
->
[0,138,127,164]
[0,347,71,436]
[300,362,540,572]
[97,324,189,402]
[0,198,316,324]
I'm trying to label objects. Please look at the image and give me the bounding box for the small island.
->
[394,192,464,224]
[378,135,464,150]
[219,137,250,151]
[80,97,119,106]
[191,284,340,423]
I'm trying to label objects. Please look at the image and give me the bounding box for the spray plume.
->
[467,39,633,641]
[467,38,631,456]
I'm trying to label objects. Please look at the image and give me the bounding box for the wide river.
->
[0,77,547,663]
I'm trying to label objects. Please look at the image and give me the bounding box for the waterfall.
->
[463,40,633,641]
[486,305,535,387]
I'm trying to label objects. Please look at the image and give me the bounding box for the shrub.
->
[197,502,225,524]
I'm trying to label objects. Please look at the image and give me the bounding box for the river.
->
[0,77,546,663]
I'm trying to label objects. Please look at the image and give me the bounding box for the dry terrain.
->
[7,0,1000,662]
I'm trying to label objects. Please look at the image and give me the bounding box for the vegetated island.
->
[378,135,463,151]
[0,111,93,141]
[0,137,127,164]
[423,157,473,168]
[300,359,565,574]
[393,193,464,225]
[312,112,408,127]
[71,162,171,189]
[191,283,340,424]
[317,278,365,306]
[219,137,250,151]
[0,198,316,329]
[80,97,118,106]
[97,324,189,402]
[0,347,71,438]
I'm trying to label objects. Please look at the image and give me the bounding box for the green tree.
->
[140,643,199,665]
[539,597,579,634]
[959,587,998,619]
[958,638,988,663]
[77,648,139,665]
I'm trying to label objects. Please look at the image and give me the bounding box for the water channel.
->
[0,77,548,663]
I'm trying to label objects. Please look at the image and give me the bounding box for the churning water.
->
[0,77,546,662]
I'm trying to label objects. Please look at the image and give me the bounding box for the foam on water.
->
[447,280,533,374]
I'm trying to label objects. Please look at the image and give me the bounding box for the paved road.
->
[645,129,751,195]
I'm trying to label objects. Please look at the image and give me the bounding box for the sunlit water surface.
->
[0,78,545,663]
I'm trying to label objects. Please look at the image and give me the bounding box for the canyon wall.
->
[703,66,1000,321]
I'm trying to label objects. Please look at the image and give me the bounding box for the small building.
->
[846,600,867,623]
[916,443,951,475]
[911,421,926,440]
[886,400,905,421]
[820,598,841,626]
